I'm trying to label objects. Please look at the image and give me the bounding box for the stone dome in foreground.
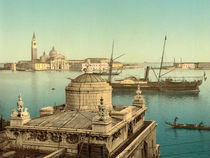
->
[65,71,112,111]
[73,73,105,83]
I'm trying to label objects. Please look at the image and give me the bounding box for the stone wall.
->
[66,82,112,111]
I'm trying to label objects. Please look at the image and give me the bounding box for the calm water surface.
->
[0,69,210,158]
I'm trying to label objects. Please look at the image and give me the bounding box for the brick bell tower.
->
[31,32,37,61]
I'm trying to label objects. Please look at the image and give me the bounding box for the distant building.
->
[33,62,49,71]
[17,33,70,71]
[173,62,210,70]
[4,63,16,71]
[16,33,124,72]
[174,62,198,69]
[112,61,123,69]
[69,60,84,70]
[16,60,33,71]
[82,58,123,71]
[82,58,109,71]
[197,62,210,69]
[39,47,69,70]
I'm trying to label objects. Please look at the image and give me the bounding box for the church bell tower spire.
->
[31,32,37,61]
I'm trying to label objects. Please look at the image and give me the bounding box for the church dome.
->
[40,51,50,62]
[65,71,112,111]
[49,47,57,57]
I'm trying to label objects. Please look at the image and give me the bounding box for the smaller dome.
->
[72,73,105,83]
[49,47,57,57]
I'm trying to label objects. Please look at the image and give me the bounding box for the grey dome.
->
[72,73,105,83]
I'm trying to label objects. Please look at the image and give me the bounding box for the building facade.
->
[174,62,198,69]
[4,68,160,158]
[4,63,16,71]
[82,58,109,71]
[197,62,210,69]
[17,33,70,71]
[16,33,124,71]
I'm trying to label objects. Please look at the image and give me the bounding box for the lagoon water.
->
[0,68,210,158]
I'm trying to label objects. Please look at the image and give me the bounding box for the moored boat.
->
[110,36,204,93]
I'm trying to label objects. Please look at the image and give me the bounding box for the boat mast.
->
[158,36,167,83]
[108,41,114,84]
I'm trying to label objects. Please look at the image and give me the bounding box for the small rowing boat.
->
[165,120,210,130]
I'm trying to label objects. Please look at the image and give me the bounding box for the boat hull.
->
[165,122,210,130]
[111,80,202,93]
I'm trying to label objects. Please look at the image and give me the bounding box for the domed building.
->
[38,46,70,70]
[49,46,57,57]
[4,69,160,158]
[40,51,50,63]
[66,70,112,111]
[16,33,71,71]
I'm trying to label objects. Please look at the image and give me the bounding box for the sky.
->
[0,0,210,63]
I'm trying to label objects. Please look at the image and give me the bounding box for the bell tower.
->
[31,32,37,61]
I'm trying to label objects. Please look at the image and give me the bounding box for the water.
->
[0,69,210,158]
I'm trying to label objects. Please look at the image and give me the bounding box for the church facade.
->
[16,33,70,71]
[32,33,69,71]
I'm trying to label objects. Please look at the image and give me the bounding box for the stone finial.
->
[136,85,141,95]
[98,97,111,121]
[84,60,93,74]
[92,97,112,133]
[17,94,24,114]
[132,85,145,108]
[10,94,31,126]
[11,109,18,117]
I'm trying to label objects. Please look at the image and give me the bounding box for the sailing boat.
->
[110,36,203,93]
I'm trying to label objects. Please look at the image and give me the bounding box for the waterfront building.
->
[16,33,124,71]
[39,47,70,70]
[3,63,16,71]
[174,62,198,69]
[173,62,210,70]
[4,66,160,158]
[82,58,123,71]
[17,33,70,71]
[82,58,109,71]
[33,62,49,71]
[16,60,33,71]
[197,62,210,70]
[69,60,84,70]
[112,61,123,69]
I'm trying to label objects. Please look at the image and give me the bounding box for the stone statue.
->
[84,60,93,73]
[98,97,111,121]
[10,94,31,126]
[17,94,24,115]
[132,85,145,108]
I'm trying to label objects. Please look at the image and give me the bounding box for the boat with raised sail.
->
[109,36,204,93]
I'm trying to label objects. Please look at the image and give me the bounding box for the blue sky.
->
[0,0,210,63]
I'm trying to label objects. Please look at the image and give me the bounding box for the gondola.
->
[165,121,210,130]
